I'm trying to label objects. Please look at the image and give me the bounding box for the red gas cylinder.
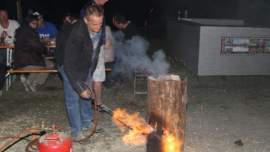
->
[38,132,72,152]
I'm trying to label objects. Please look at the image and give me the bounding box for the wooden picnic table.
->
[0,43,55,91]
[0,44,14,49]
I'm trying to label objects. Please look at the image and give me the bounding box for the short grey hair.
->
[85,4,104,17]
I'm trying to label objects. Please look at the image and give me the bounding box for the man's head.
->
[32,11,44,27]
[0,9,9,24]
[112,14,129,30]
[25,14,39,29]
[94,0,109,6]
[83,4,104,33]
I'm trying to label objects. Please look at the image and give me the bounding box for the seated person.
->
[0,9,20,45]
[32,12,58,56]
[14,14,51,92]
[0,9,20,65]
[32,11,58,42]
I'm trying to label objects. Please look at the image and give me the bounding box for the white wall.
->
[198,26,270,75]
[181,18,245,26]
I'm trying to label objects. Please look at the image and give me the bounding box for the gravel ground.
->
[0,62,270,152]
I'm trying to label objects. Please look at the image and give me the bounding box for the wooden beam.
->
[16,0,23,22]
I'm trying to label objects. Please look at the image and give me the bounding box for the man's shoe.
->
[72,128,97,142]
[82,125,104,134]
[72,131,86,142]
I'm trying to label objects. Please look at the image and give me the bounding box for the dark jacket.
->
[55,23,75,66]
[14,25,46,67]
[63,20,104,94]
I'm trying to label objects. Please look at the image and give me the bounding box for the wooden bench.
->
[4,67,112,91]
[7,67,112,75]
[4,67,58,91]
[7,67,58,75]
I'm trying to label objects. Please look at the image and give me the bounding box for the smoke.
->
[111,31,170,79]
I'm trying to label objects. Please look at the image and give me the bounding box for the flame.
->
[112,108,154,145]
[161,129,183,152]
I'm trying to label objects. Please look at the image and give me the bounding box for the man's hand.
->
[0,31,8,38]
[80,89,95,99]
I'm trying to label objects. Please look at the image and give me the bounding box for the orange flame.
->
[161,129,183,152]
[112,108,154,145]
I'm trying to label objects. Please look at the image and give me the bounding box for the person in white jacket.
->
[0,9,20,45]
[0,9,20,64]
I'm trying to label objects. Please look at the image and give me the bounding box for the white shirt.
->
[104,26,114,62]
[0,20,20,44]
[90,31,105,82]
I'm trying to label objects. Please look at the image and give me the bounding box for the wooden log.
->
[147,74,187,152]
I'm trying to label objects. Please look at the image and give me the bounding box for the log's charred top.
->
[148,74,180,81]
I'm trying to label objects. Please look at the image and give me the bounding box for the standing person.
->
[13,14,48,92]
[55,14,78,68]
[62,4,105,141]
[92,25,113,111]
[80,0,111,111]
[110,14,140,84]
[113,13,139,40]
[0,9,20,64]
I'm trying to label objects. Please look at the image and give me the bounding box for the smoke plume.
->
[112,31,169,79]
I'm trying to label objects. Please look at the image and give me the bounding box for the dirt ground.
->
[0,61,270,152]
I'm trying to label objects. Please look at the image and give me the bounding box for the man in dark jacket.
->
[61,4,105,141]
[14,14,48,92]
[80,0,111,112]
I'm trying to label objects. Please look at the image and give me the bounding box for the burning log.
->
[147,74,187,152]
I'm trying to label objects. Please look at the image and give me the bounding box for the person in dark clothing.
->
[108,13,140,85]
[112,13,139,40]
[14,14,49,92]
[61,4,105,141]
[55,14,78,67]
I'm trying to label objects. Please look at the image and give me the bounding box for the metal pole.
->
[16,0,23,22]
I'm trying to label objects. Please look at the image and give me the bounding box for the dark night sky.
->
[1,0,270,27]
[1,0,153,27]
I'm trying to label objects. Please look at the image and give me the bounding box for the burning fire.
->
[112,108,183,151]
[161,129,183,152]
[112,108,154,145]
